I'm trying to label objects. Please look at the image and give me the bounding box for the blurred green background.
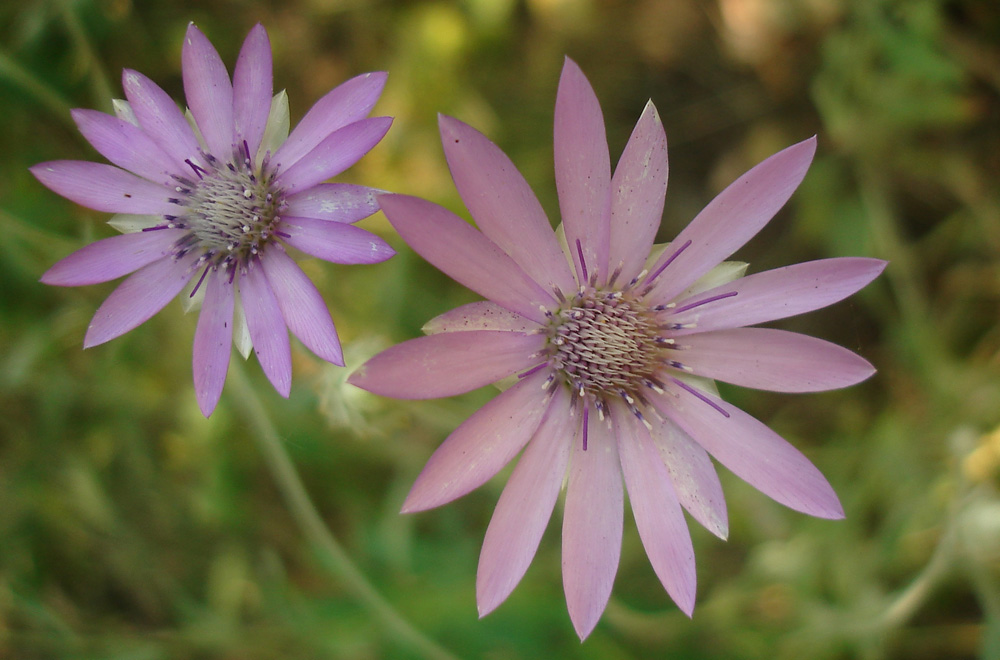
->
[2,0,999,658]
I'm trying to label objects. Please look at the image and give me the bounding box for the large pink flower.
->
[350,58,885,639]
[34,23,394,416]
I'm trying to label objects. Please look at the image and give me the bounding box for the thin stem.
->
[53,0,114,113]
[227,363,461,660]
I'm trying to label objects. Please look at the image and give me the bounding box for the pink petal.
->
[477,386,573,616]
[554,57,612,286]
[652,385,844,519]
[401,368,553,513]
[616,406,696,615]
[647,413,728,539]
[609,100,668,284]
[122,69,204,168]
[348,330,546,399]
[422,301,539,335]
[439,115,576,295]
[272,71,388,171]
[30,161,177,215]
[182,24,234,157]
[378,194,556,323]
[668,257,887,334]
[41,228,186,286]
[562,414,623,640]
[281,216,395,264]
[232,24,273,158]
[284,184,380,224]
[645,137,817,305]
[259,246,343,365]
[72,109,185,183]
[239,260,292,397]
[276,117,392,193]
[83,250,199,348]
[678,327,875,392]
[192,268,234,417]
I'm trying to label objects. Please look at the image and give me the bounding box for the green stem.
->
[228,363,461,660]
[53,0,114,113]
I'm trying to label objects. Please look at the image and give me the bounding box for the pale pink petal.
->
[608,100,668,284]
[83,250,199,347]
[275,117,392,193]
[401,369,553,513]
[239,260,291,397]
[439,115,576,294]
[647,413,728,539]
[192,269,234,417]
[232,24,272,158]
[259,246,343,365]
[122,69,204,168]
[41,228,186,286]
[72,109,185,182]
[616,406,696,615]
[562,415,623,640]
[677,327,875,392]
[378,194,556,323]
[182,24,234,157]
[281,216,395,264]
[477,386,573,616]
[348,330,546,399]
[284,184,380,224]
[272,71,387,171]
[652,385,844,519]
[645,137,817,305]
[668,258,887,334]
[422,301,539,335]
[30,161,177,215]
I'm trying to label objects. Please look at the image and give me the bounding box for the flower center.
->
[546,289,664,402]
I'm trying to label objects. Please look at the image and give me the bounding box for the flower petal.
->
[284,183,381,224]
[401,368,553,513]
[259,246,343,365]
[72,109,185,183]
[348,330,545,400]
[41,228,186,286]
[239,260,292,397]
[652,384,844,519]
[272,71,387,171]
[422,301,539,335]
[122,69,203,168]
[562,414,623,641]
[668,257,887,334]
[232,23,272,159]
[648,413,728,539]
[645,137,818,305]
[182,23,234,157]
[281,216,395,264]
[275,117,392,193]
[609,100,669,284]
[554,58,612,286]
[616,406,696,616]
[30,161,177,215]
[477,386,573,616]
[439,115,576,295]
[192,269,234,417]
[83,250,199,348]
[378,194,556,323]
[678,327,875,392]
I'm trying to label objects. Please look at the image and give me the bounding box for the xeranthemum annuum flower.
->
[349,58,886,639]
[34,23,394,416]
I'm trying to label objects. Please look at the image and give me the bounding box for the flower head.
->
[34,23,395,416]
[349,58,885,639]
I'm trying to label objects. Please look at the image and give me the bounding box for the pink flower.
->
[349,58,885,639]
[33,23,394,416]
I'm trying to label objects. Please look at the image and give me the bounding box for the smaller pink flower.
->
[33,23,395,416]
[350,58,885,639]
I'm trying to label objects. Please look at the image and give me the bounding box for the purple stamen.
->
[671,290,738,315]
[644,239,692,287]
[185,159,208,179]
[671,378,731,418]
[189,264,211,298]
[142,224,170,232]
[575,238,589,283]
[274,230,291,239]
[243,140,252,162]
[518,362,549,379]
[582,403,590,451]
